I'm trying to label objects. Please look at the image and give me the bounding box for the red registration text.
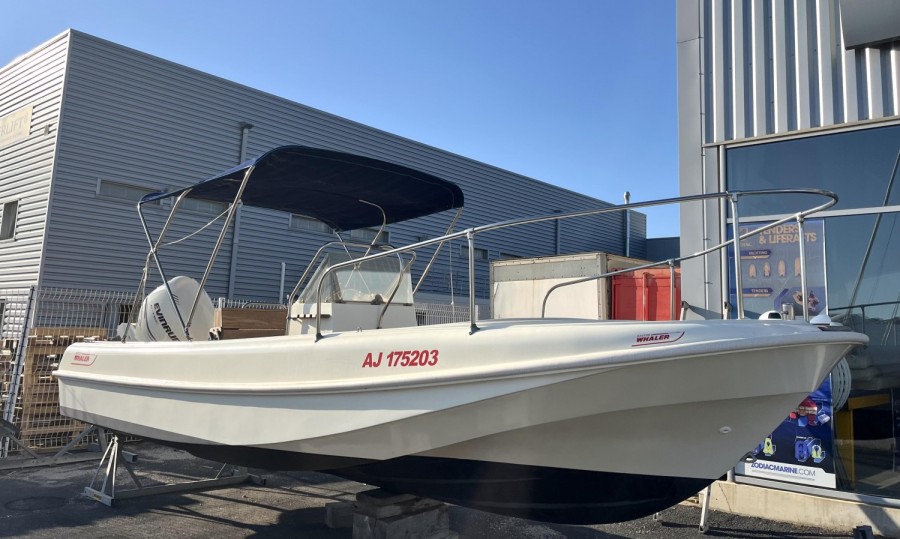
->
[362,350,439,368]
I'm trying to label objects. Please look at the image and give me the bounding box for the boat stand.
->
[343,488,456,539]
[84,431,261,506]
[653,484,712,534]
[697,484,712,533]
[0,417,40,461]
[0,421,105,470]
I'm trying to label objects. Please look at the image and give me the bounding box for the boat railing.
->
[310,188,838,340]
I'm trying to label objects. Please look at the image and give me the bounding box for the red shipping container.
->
[611,268,682,321]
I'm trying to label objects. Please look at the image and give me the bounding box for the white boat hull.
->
[55,318,865,522]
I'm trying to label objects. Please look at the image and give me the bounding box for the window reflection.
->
[828,214,900,330]
[727,125,900,215]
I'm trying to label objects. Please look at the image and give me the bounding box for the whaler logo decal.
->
[632,331,685,347]
[72,353,97,366]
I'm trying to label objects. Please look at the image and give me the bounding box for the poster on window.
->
[735,376,836,488]
[729,219,836,488]
[727,219,826,319]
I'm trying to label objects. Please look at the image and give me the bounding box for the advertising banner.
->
[729,220,837,488]
[735,377,837,488]
[727,220,826,319]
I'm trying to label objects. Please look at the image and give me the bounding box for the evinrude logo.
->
[153,302,179,341]
[632,331,685,347]
[72,353,97,366]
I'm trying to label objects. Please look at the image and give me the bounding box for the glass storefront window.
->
[726,127,900,498]
[824,214,900,497]
[727,124,900,216]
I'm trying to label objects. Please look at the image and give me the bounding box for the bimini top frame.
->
[133,145,465,340]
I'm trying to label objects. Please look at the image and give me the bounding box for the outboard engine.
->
[133,276,215,341]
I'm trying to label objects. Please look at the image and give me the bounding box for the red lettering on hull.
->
[362,350,439,367]
[72,353,97,366]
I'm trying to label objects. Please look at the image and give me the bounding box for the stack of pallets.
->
[213,308,287,340]
[4,327,107,452]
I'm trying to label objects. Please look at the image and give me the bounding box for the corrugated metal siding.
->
[0,32,69,288]
[44,31,241,294]
[42,30,641,301]
[701,0,900,144]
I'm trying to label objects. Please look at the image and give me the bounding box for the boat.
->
[54,145,867,524]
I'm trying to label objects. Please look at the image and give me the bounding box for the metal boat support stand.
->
[0,418,39,462]
[0,422,106,471]
[652,485,713,534]
[698,485,712,533]
[83,430,263,506]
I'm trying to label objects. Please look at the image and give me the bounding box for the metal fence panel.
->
[214,298,285,310]
[1,287,135,458]
[1,287,35,457]
[415,302,479,326]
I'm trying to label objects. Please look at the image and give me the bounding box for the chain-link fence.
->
[0,286,470,461]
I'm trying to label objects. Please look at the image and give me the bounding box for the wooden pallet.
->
[17,425,88,452]
[1,326,142,453]
[215,307,287,340]
[22,381,59,402]
[4,327,108,452]
[17,401,58,417]
[19,417,80,433]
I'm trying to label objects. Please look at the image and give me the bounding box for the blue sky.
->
[2,1,679,238]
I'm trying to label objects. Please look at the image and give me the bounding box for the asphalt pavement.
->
[0,442,875,538]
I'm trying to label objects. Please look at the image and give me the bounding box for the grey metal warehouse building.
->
[678,0,900,533]
[0,29,646,308]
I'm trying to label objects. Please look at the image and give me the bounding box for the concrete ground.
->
[0,442,875,538]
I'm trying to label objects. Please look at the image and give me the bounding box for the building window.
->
[179,197,227,215]
[349,228,389,244]
[457,245,489,260]
[0,200,18,240]
[97,179,159,204]
[290,214,333,235]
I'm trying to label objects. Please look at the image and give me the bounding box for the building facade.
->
[678,0,900,514]
[0,30,646,307]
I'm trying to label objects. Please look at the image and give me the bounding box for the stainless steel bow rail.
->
[311,188,838,339]
[540,189,836,321]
